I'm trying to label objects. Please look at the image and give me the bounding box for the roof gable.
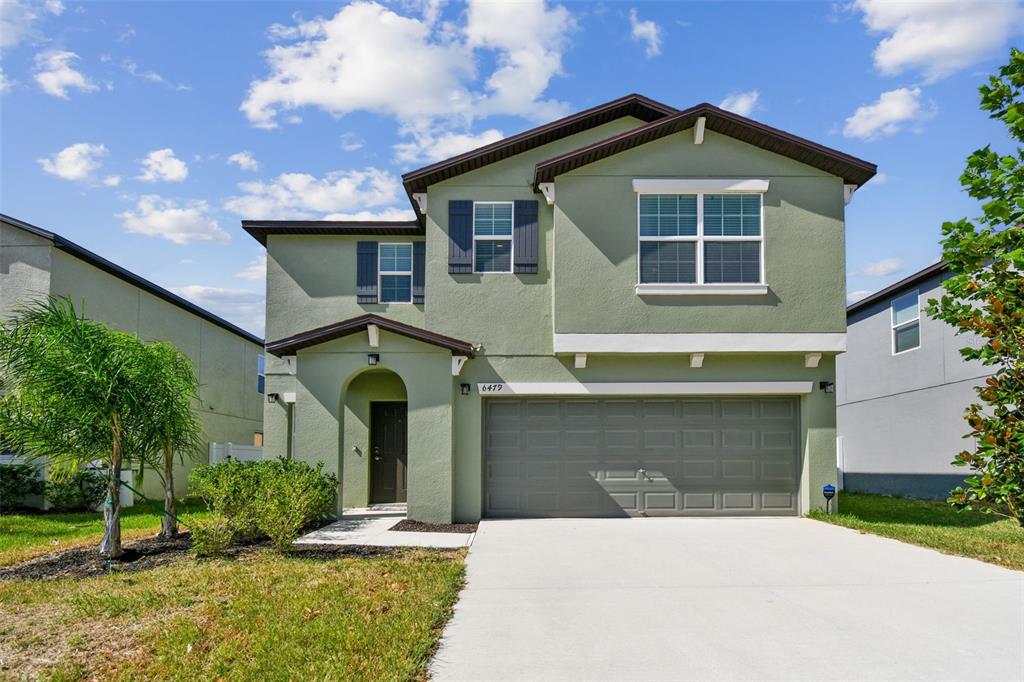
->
[534,103,877,189]
[266,313,475,357]
[401,94,676,196]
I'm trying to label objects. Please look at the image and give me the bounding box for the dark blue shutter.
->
[513,199,539,274]
[412,241,425,304]
[448,200,473,274]
[357,241,378,303]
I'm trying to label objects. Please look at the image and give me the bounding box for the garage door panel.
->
[483,397,799,517]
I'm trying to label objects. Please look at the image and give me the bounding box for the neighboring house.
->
[1,214,265,500]
[247,95,877,523]
[837,262,988,499]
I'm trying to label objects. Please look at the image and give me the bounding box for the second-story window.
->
[379,243,413,303]
[473,202,513,273]
[257,354,265,394]
[891,290,920,354]
[638,193,763,286]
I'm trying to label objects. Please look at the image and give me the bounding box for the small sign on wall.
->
[477,383,510,394]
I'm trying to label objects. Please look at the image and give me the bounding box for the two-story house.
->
[247,95,877,523]
[837,262,988,499]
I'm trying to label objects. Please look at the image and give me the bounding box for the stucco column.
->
[401,357,455,523]
[800,370,839,514]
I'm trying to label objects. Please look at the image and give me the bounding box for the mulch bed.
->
[390,519,478,534]
[0,533,459,582]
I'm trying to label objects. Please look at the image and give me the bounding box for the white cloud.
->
[118,195,229,245]
[871,171,889,185]
[718,90,760,117]
[223,167,403,220]
[628,8,662,58]
[393,127,504,163]
[33,50,97,98]
[340,132,364,152]
[853,0,1024,82]
[241,0,573,136]
[843,87,932,140]
[122,59,191,91]
[43,0,63,15]
[169,285,265,336]
[0,67,12,93]
[322,207,417,221]
[37,142,107,181]
[103,175,121,187]
[847,289,873,304]
[138,148,189,183]
[228,151,259,171]
[855,257,904,277]
[178,259,194,265]
[235,253,267,282]
[1,0,39,49]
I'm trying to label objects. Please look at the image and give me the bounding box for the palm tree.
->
[0,297,149,558]
[135,341,204,539]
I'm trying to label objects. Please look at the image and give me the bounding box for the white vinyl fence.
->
[209,442,264,465]
[0,453,134,509]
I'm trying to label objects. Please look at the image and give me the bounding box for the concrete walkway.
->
[294,510,473,549]
[430,517,1024,681]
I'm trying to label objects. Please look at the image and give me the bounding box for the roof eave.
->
[266,313,475,357]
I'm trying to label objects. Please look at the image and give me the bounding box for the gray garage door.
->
[483,397,800,517]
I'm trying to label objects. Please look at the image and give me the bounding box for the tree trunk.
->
[159,442,177,539]
[99,416,123,559]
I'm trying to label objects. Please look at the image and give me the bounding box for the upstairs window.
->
[379,243,413,303]
[257,354,265,394]
[891,290,920,354]
[638,193,763,287]
[473,202,513,273]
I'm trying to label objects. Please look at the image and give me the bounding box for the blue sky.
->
[1,0,1021,337]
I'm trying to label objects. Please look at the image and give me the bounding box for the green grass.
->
[809,492,1024,570]
[0,548,466,681]
[0,500,209,567]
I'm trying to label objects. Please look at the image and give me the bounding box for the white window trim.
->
[891,289,921,356]
[635,192,766,295]
[472,200,514,274]
[378,242,414,304]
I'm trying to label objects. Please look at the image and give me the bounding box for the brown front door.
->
[370,402,408,504]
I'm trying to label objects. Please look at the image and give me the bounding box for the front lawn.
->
[0,500,208,567]
[0,547,465,680]
[809,492,1024,570]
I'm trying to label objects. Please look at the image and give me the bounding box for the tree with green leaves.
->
[135,341,204,539]
[0,297,151,557]
[927,48,1024,526]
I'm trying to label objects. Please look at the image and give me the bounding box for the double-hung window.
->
[637,191,765,293]
[891,290,920,354]
[379,243,413,303]
[473,202,513,273]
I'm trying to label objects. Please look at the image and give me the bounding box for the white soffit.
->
[476,381,813,396]
[553,333,847,354]
[632,178,770,194]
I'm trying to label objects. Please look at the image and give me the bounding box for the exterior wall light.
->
[266,392,280,404]
[818,381,835,394]
[460,383,471,396]
[367,353,380,366]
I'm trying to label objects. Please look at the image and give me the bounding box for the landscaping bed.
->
[809,491,1024,570]
[391,519,478,534]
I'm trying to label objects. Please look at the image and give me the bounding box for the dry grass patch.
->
[0,548,465,681]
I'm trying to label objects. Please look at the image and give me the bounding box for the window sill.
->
[635,283,768,296]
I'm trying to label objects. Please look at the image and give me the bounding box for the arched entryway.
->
[341,368,408,508]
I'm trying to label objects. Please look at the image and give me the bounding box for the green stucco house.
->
[248,95,877,523]
[1,214,265,501]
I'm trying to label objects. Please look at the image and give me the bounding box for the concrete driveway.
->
[430,517,1023,681]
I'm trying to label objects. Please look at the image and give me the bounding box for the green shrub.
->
[189,459,262,540]
[0,463,45,509]
[187,512,234,557]
[45,469,107,512]
[189,458,337,552]
[253,460,337,551]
